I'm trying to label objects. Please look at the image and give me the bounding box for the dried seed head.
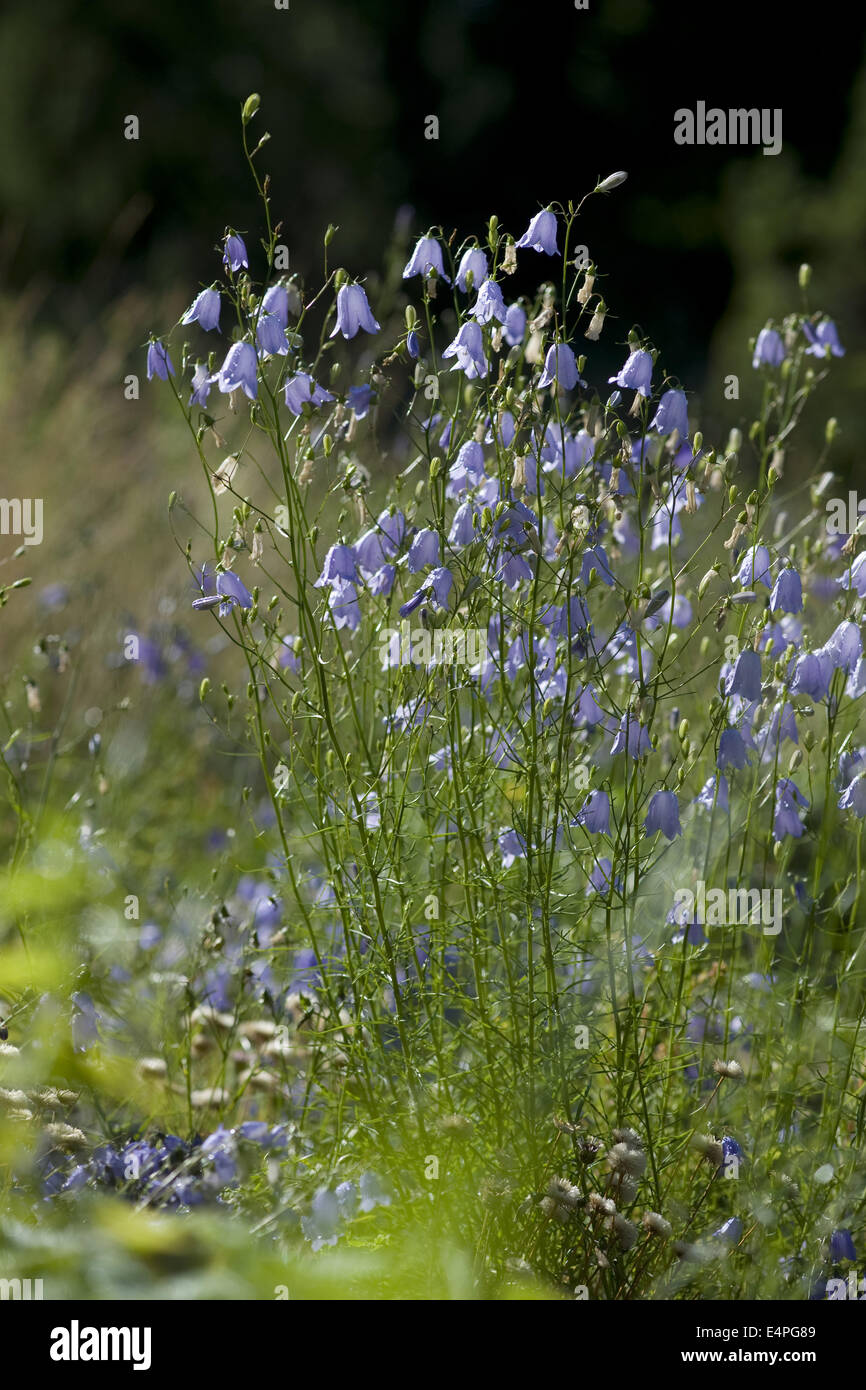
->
[540,1175,582,1223]
[577,272,596,306]
[713,1058,744,1080]
[612,1127,644,1150]
[612,1213,639,1250]
[642,1211,672,1239]
[587,1190,617,1217]
[607,1142,647,1179]
[692,1134,724,1168]
[585,306,605,342]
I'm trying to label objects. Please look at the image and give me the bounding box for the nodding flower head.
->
[804,318,845,358]
[829,1228,856,1263]
[752,325,785,368]
[455,246,488,293]
[643,789,682,840]
[330,283,380,339]
[193,569,253,617]
[223,233,249,272]
[403,235,450,283]
[538,343,581,391]
[146,340,174,381]
[211,341,258,400]
[649,388,689,438]
[609,348,653,398]
[262,284,290,328]
[283,372,335,416]
[516,208,559,256]
[181,288,221,333]
[471,279,508,325]
[442,321,487,379]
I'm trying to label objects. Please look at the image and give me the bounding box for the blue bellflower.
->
[182,288,221,332]
[443,321,487,379]
[644,789,682,840]
[539,344,580,391]
[516,208,559,255]
[403,235,450,282]
[262,284,290,328]
[212,341,258,399]
[455,246,488,292]
[146,340,174,381]
[284,372,335,416]
[609,349,653,398]
[752,326,785,368]
[649,388,689,437]
[804,319,845,357]
[471,279,507,325]
[223,234,249,272]
[331,283,380,339]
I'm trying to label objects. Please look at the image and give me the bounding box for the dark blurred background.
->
[1,0,865,647]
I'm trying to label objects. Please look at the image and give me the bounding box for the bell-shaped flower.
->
[330,283,380,339]
[717,727,751,770]
[503,303,526,346]
[837,552,866,598]
[284,372,335,416]
[736,544,771,588]
[610,711,651,759]
[181,288,221,332]
[724,650,762,702]
[455,246,488,292]
[256,312,289,356]
[262,284,289,328]
[839,773,866,817]
[770,566,802,614]
[649,388,688,437]
[823,619,862,675]
[211,341,258,399]
[752,326,785,368]
[315,543,357,589]
[146,340,174,381]
[829,1229,857,1262]
[403,235,450,282]
[516,208,559,255]
[446,440,486,497]
[573,789,610,835]
[448,501,477,547]
[408,527,440,572]
[789,650,832,701]
[442,321,487,379]
[399,566,453,617]
[773,778,808,840]
[804,318,845,358]
[471,279,507,325]
[643,789,682,840]
[188,362,211,407]
[538,343,580,391]
[223,234,249,272]
[609,348,653,398]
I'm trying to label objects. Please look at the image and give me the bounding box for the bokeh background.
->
[2,0,866,652]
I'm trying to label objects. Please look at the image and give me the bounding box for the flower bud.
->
[798,263,812,289]
[698,569,716,600]
[826,417,839,445]
[596,171,628,193]
[242,93,261,124]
